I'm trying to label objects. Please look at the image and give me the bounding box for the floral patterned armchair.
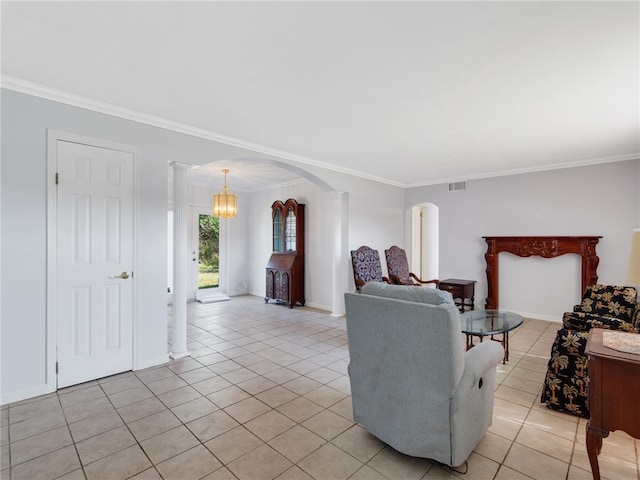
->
[384,246,439,287]
[541,284,639,417]
[350,246,390,290]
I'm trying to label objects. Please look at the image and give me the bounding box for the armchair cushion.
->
[573,284,637,321]
[361,282,454,306]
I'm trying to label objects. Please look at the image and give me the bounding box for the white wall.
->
[224,192,251,297]
[321,169,406,284]
[246,171,405,311]
[248,181,330,309]
[405,160,640,320]
[0,90,279,403]
[1,90,170,402]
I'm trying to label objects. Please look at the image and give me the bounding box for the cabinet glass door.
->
[273,210,283,252]
[285,208,296,251]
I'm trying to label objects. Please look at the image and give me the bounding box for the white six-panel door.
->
[56,140,134,388]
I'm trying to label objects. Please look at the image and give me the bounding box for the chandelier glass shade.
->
[213,169,237,219]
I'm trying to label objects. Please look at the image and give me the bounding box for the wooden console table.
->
[438,279,475,312]
[585,328,640,480]
[483,236,601,310]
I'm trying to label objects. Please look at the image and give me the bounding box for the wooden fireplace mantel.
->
[483,236,602,310]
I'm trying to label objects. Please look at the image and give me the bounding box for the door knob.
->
[109,271,130,279]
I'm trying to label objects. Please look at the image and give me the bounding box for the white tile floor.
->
[3,295,639,480]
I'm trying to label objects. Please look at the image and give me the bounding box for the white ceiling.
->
[2,1,638,189]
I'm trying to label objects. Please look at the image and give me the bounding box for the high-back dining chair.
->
[350,246,390,290]
[384,246,439,287]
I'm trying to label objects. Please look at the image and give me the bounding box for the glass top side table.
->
[460,309,524,363]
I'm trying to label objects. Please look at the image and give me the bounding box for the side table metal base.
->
[465,331,510,363]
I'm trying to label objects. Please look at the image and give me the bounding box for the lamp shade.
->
[213,169,237,219]
[627,229,640,285]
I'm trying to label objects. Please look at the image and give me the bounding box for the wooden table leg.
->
[586,421,608,480]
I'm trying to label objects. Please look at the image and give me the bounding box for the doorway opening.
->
[198,214,220,289]
[168,205,227,304]
[411,202,439,281]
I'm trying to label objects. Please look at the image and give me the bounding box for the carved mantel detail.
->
[513,238,558,257]
[483,236,602,310]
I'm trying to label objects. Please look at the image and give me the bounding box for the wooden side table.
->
[585,328,640,479]
[438,279,476,312]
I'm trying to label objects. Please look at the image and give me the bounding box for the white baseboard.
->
[228,291,253,298]
[135,354,170,371]
[248,291,332,313]
[509,310,562,323]
[1,383,52,406]
[303,301,331,312]
[2,354,171,405]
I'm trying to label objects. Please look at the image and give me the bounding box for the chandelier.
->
[213,169,237,219]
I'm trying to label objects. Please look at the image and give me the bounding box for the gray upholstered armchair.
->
[344,283,503,467]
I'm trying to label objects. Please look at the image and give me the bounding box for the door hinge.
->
[55,361,59,374]
[55,173,59,185]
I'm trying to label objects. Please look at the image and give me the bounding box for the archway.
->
[230,157,335,192]
[174,157,348,320]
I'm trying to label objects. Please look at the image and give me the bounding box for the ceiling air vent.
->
[448,181,467,192]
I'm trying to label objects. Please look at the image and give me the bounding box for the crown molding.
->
[3,75,637,191]
[404,152,640,188]
[1,75,403,187]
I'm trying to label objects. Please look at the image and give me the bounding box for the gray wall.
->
[246,174,405,310]
[3,86,639,403]
[0,89,407,403]
[0,89,290,402]
[405,161,640,319]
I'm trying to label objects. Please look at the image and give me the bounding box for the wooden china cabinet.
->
[265,199,305,308]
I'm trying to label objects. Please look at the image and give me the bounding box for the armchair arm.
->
[409,273,440,286]
[562,311,638,333]
[388,274,407,285]
[562,312,590,330]
[455,342,503,397]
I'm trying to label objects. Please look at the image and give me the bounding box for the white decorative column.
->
[328,190,348,317]
[219,217,228,294]
[170,162,190,359]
